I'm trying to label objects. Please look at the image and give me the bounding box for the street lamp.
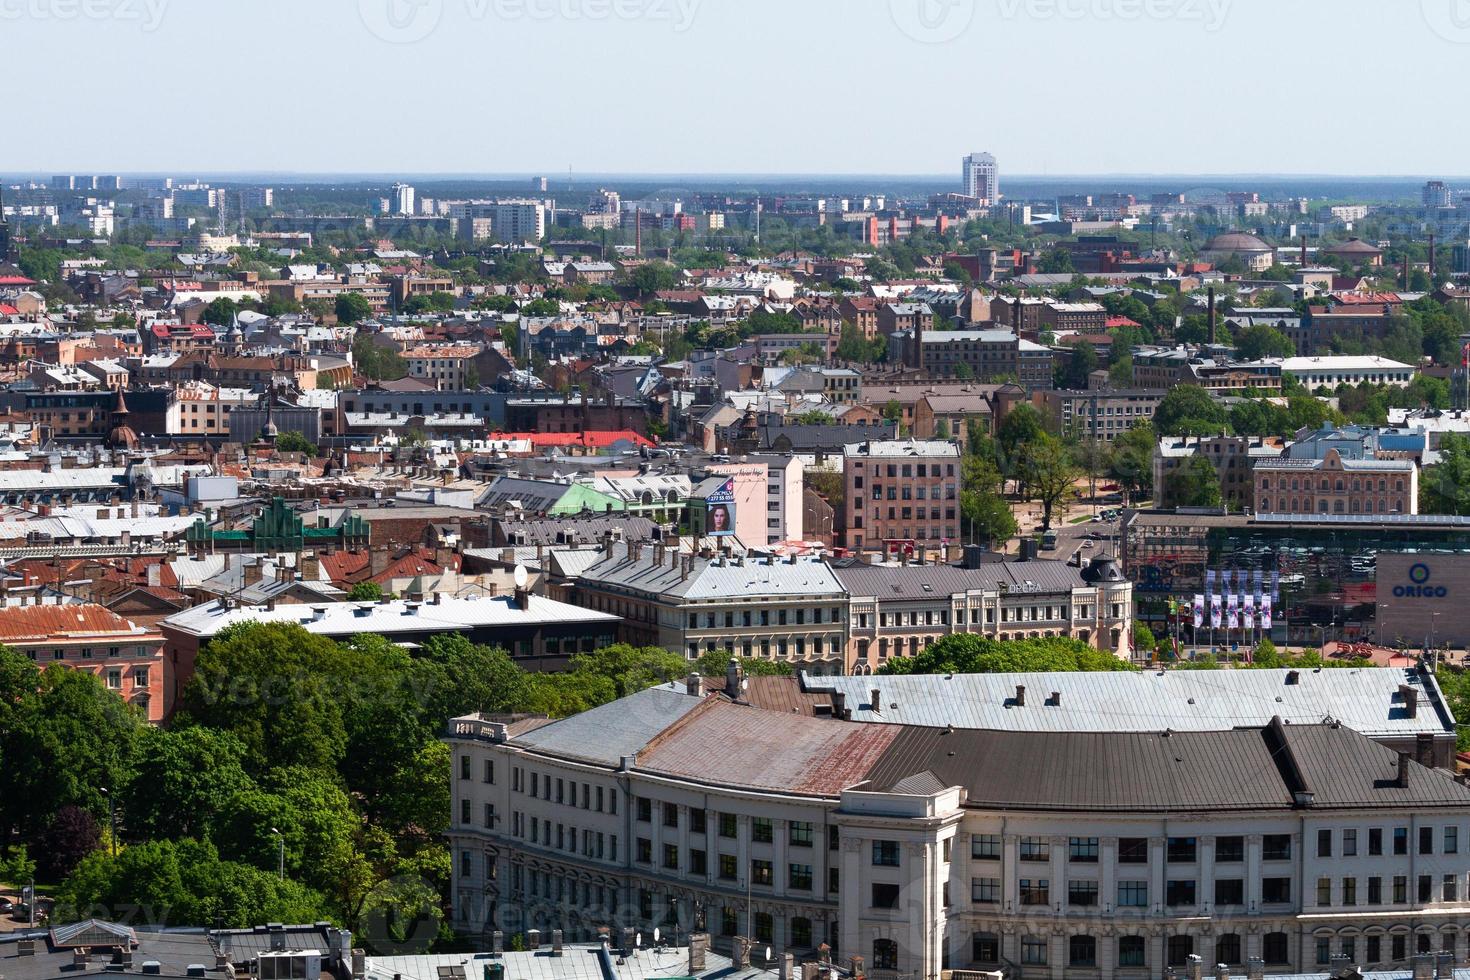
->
[271,827,284,881]
[100,787,115,857]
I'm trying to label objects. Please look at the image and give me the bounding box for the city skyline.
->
[8,0,1470,175]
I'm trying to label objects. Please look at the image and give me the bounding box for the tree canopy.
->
[879,634,1137,675]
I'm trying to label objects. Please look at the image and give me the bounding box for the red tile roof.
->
[0,276,36,286]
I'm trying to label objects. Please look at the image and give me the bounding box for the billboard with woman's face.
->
[706,478,737,537]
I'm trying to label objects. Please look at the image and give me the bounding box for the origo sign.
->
[1392,562,1448,599]
[1377,554,1469,648]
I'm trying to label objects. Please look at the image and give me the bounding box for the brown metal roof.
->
[636,699,899,797]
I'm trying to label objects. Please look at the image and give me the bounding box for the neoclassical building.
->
[445,665,1470,980]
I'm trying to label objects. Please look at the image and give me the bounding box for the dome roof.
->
[1324,237,1382,254]
[1204,231,1272,253]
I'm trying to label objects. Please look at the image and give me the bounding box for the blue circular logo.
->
[1410,563,1431,585]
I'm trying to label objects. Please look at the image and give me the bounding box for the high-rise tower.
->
[962,152,999,203]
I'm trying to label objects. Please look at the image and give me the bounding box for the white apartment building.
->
[392,183,417,216]
[171,382,258,437]
[446,665,1470,980]
[401,345,482,390]
[962,152,999,203]
[753,454,805,545]
[1273,356,1416,390]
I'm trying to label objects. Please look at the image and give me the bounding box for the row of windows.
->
[975,876,1287,908]
[510,768,618,815]
[849,463,958,478]
[1316,873,1463,905]
[1262,476,1406,493]
[687,607,843,628]
[1317,825,1457,857]
[975,834,1294,864]
[980,932,1297,970]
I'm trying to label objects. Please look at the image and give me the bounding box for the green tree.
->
[274,431,317,456]
[1421,433,1470,515]
[120,727,253,841]
[1234,324,1295,360]
[346,581,384,602]
[1107,354,1133,388]
[1024,434,1082,531]
[202,296,239,327]
[879,633,1137,675]
[960,489,1017,546]
[1164,455,1223,509]
[1108,421,1155,502]
[1058,341,1098,389]
[1153,384,1229,436]
[629,262,679,297]
[335,292,373,325]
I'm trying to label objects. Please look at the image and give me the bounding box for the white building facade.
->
[446,668,1470,980]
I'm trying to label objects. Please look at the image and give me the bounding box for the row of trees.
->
[0,629,726,945]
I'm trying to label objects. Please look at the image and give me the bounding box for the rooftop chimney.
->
[685,673,704,697]
[1413,953,1434,980]
[1015,684,1026,707]
[726,658,743,697]
[688,934,709,974]
[1187,955,1203,980]
[1398,751,1412,789]
[1401,684,1420,718]
[1246,958,1264,980]
[870,688,881,712]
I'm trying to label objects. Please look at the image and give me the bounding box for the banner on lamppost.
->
[1210,594,1223,628]
[1260,595,1274,631]
[1227,593,1240,630]
[1243,593,1255,629]
[1192,595,1204,629]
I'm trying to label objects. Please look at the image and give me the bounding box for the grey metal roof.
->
[513,685,704,766]
[834,558,1088,600]
[802,667,1454,738]
[572,552,844,602]
[863,720,1470,812]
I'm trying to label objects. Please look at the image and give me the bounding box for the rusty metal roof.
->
[635,699,899,797]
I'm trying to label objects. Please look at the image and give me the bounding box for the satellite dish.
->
[653,928,661,943]
[513,564,529,589]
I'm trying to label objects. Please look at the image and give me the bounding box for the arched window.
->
[1264,932,1290,965]
[1319,499,1329,513]
[1418,933,1433,954]
[1352,500,1361,513]
[1168,936,1194,967]
[1365,499,1374,513]
[1118,936,1146,968]
[1335,500,1345,513]
[1069,936,1097,967]
[1279,498,1288,511]
[873,940,898,970]
[1217,934,1243,965]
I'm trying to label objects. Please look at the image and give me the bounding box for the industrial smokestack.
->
[1207,286,1217,346]
[1300,234,1307,267]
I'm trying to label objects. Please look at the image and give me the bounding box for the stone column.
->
[1246,835,1264,911]
[1200,836,1216,914]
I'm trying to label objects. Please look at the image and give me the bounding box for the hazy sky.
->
[7,0,1470,176]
